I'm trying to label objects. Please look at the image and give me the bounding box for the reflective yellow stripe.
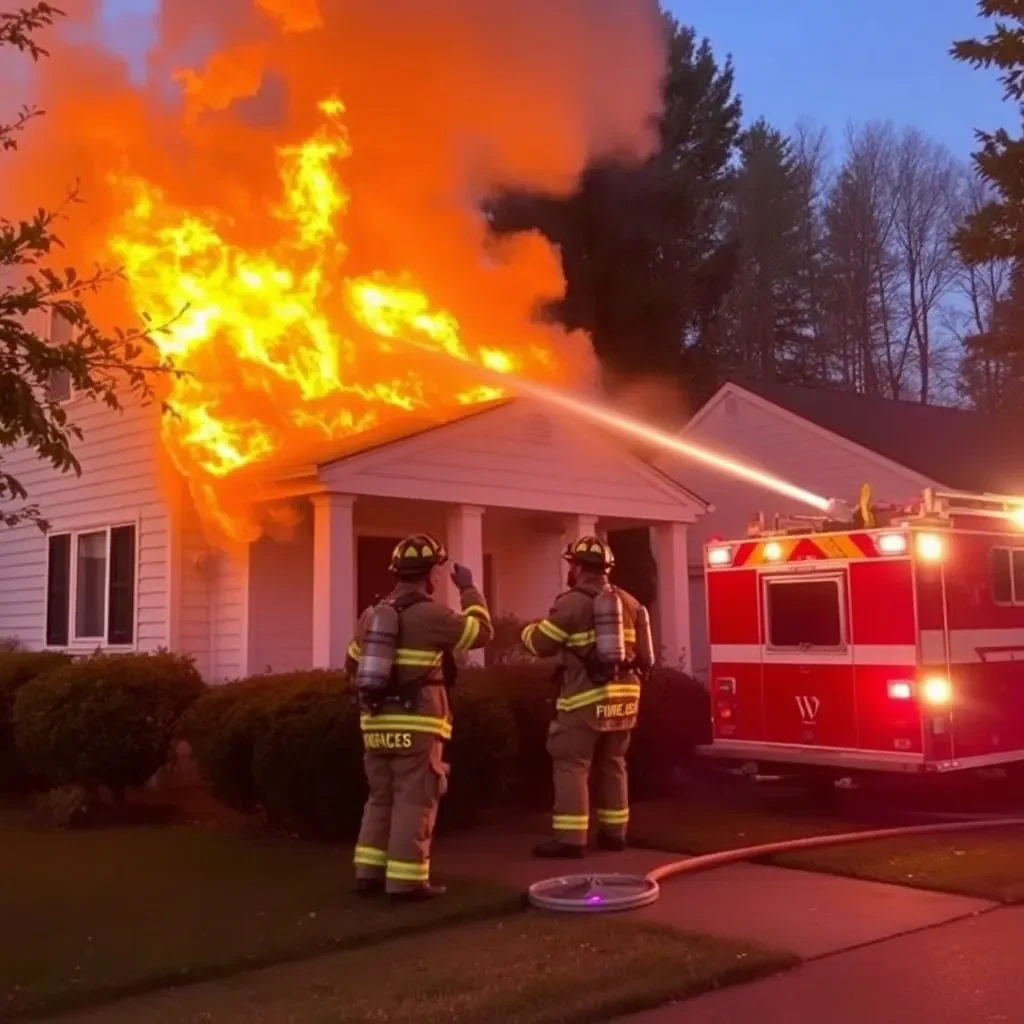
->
[521,623,539,656]
[360,714,453,739]
[386,859,430,882]
[454,614,480,653]
[556,683,641,713]
[552,813,589,831]
[623,628,636,642]
[565,630,596,648]
[463,604,491,621]
[347,641,362,660]
[536,618,568,643]
[596,808,630,825]
[393,648,442,667]
[353,845,387,867]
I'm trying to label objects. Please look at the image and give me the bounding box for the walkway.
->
[438,829,993,958]
[624,906,1024,1023]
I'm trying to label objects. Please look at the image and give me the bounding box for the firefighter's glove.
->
[450,563,475,592]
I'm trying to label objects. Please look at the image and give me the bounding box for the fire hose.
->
[526,815,1024,913]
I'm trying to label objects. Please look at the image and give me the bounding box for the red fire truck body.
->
[699,489,1024,778]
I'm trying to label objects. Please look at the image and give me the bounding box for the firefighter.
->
[346,533,493,900]
[521,535,655,858]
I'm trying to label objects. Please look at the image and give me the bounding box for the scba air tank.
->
[633,603,655,670]
[354,601,400,693]
[593,587,626,667]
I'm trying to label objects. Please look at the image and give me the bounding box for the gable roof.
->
[729,379,1024,494]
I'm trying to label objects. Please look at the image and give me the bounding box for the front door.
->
[356,536,402,615]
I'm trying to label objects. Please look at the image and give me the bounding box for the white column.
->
[446,504,486,664]
[311,492,356,669]
[561,513,598,555]
[652,522,691,672]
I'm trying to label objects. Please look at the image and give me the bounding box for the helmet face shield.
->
[562,534,614,572]
[389,533,448,578]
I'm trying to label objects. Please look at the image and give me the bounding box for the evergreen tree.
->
[490,14,741,400]
[952,0,1024,266]
[718,120,818,383]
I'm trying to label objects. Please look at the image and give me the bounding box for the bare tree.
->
[822,121,903,395]
[888,129,960,402]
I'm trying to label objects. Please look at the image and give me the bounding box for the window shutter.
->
[107,525,136,645]
[46,535,71,647]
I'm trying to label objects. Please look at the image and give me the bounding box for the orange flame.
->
[107,97,567,539]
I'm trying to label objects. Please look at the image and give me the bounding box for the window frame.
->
[44,521,140,650]
[762,571,848,652]
[990,546,1024,606]
[45,308,79,406]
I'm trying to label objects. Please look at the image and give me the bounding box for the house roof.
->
[255,399,514,483]
[729,379,1024,494]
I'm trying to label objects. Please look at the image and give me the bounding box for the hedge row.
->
[0,651,203,800]
[182,664,711,841]
[0,648,711,839]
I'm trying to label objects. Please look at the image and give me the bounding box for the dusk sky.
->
[666,0,1014,158]
[99,0,1016,162]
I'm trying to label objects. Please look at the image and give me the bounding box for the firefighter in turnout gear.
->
[521,534,655,858]
[346,533,493,900]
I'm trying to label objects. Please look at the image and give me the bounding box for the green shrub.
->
[248,672,363,840]
[13,652,204,801]
[0,651,73,791]
[628,668,710,798]
[182,674,290,813]
[187,661,709,840]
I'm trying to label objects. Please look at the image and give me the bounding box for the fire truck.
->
[698,486,1024,786]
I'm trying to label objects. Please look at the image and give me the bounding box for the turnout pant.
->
[353,736,449,892]
[547,718,631,846]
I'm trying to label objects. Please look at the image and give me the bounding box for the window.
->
[46,525,137,647]
[990,547,1024,605]
[45,310,75,404]
[764,575,845,649]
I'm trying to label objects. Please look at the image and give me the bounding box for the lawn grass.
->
[774,828,1024,903]
[629,795,1024,903]
[629,793,864,855]
[0,816,519,1019]
[51,915,795,1024]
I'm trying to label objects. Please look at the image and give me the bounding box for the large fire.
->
[106,95,566,538]
[10,0,667,542]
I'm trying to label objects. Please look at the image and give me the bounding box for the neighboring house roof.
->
[729,379,1024,494]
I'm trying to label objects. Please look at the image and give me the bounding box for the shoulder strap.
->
[389,591,432,614]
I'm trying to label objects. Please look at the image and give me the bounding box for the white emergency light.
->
[921,676,952,705]
[887,680,913,700]
[763,541,784,561]
[1012,507,1024,529]
[915,533,944,562]
[877,533,908,554]
[706,545,733,567]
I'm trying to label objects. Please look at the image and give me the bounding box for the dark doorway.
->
[356,536,401,614]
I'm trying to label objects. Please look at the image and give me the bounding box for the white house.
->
[663,378,1024,680]
[0,357,707,679]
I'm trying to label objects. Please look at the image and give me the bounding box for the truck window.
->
[764,576,844,649]
[990,548,1024,604]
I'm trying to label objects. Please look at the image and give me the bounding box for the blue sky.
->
[97,0,1013,160]
[666,0,1014,158]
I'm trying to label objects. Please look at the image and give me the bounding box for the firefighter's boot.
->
[595,832,626,852]
[355,877,385,897]
[533,839,586,859]
[390,882,447,902]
